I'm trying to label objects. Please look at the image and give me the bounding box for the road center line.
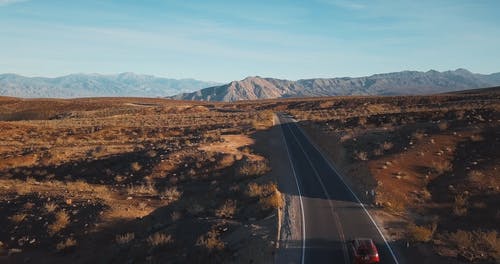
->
[284,120,350,264]
[278,114,306,264]
[291,118,401,264]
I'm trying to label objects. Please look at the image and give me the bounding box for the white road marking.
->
[277,114,306,264]
[284,120,350,264]
[290,117,401,264]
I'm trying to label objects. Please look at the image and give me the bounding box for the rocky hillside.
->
[172,69,500,102]
[0,73,219,98]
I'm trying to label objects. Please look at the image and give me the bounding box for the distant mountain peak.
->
[172,69,500,102]
[453,68,473,75]
[0,73,220,98]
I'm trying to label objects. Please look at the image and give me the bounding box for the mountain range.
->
[172,69,500,102]
[1,69,499,100]
[0,73,220,98]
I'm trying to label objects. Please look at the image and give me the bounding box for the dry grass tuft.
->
[354,151,368,161]
[432,160,452,175]
[197,229,224,252]
[237,159,270,177]
[442,230,500,262]
[56,238,77,252]
[381,141,394,151]
[48,210,70,235]
[9,213,27,223]
[260,190,283,210]
[438,121,449,131]
[116,232,135,245]
[408,222,436,242]
[130,162,142,172]
[412,130,425,140]
[160,186,182,202]
[215,199,237,218]
[44,202,58,213]
[453,194,468,216]
[127,182,157,196]
[246,182,276,198]
[147,232,173,247]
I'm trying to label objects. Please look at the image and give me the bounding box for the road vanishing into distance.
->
[275,113,400,264]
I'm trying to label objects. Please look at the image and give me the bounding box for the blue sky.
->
[1,0,499,82]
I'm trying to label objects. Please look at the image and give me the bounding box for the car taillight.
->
[372,253,380,262]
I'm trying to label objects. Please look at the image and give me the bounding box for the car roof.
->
[353,239,377,253]
[354,238,374,243]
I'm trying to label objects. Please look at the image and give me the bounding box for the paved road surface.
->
[275,114,400,264]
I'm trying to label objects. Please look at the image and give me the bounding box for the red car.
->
[350,238,380,264]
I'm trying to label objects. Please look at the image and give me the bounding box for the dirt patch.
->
[199,134,264,162]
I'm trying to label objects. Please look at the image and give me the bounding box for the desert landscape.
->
[0,97,281,263]
[2,1,499,263]
[0,87,498,263]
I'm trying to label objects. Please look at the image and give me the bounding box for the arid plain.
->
[0,88,499,263]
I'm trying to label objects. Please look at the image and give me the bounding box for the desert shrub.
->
[246,182,276,198]
[443,230,500,262]
[260,189,283,210]
[215,200,237,218]
[466,170,496,188]
[127,182,156,195]
[453,194,468,216]
[470,134,484,142]
[447,229,473,248]
[358,116,367,126]
[147,232,173,247]
[354,151,368,161]
[431,160,452,174]
[412,130,425,140]
[9,213,27,223]
[48,210,70,235]
[250,110,273,129]
[56,238,77,251]
[437,121,449,131]
[467,170,485,183]
[408,222,436,242]
[197,229,224,252]
[237,159,270,177]
[160,186,182,202]
[44,202,58,213]
[71,180,92,191]
[116,232,135,245]
[381,141,394,151]
[147,150,157,158]
[130,162,142,172]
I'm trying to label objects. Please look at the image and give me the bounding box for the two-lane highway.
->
[276,113,400,264]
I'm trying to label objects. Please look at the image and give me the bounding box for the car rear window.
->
[357,240,376,255]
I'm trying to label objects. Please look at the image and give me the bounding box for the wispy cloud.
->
[0,0,28,6]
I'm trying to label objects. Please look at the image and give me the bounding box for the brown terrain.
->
[0,87,499,263]
[0,97,281,263]
[282,88,500,263]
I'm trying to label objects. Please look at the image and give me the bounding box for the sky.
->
[0,0,499,82]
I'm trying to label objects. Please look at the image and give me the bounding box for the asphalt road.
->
[276,114,400,264]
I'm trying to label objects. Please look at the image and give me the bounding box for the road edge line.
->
[291,119,401,264]
[285,121,350,264]
[277,114,306,264]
